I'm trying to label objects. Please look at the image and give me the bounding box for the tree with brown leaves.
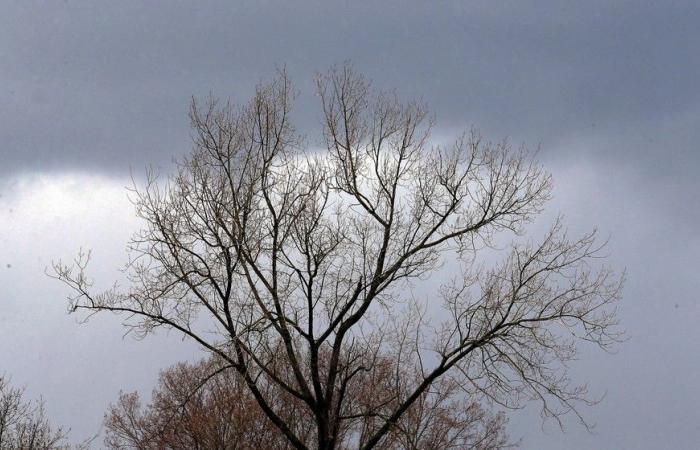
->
[104,354,508,450]
[54,64,623,450]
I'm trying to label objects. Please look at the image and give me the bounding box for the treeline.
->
[2,355,509,449]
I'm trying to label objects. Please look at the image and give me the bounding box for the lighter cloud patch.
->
[1,171,129,217]
[0,172,136,272]
[0,171,200,443]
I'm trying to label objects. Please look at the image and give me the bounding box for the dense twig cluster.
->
[0,377,68,450]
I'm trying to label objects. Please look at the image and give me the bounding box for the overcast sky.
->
[1,1,699,448]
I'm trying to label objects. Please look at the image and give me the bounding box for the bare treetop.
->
[53,64,623,450]
[0,376,70,450]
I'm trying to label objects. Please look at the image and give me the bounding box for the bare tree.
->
[0,376,68,450]
[104,354,508,450]
[53,64,623,450]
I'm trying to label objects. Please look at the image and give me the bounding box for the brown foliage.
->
[104,355,508,450]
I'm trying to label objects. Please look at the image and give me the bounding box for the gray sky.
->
[1,1,698,448]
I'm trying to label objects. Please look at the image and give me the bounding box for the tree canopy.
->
[54,64,622,450]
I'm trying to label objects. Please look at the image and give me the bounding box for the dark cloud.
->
[1,1,698,178]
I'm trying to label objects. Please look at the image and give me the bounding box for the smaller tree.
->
[0,376,68,450]
[104,354,510,450]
